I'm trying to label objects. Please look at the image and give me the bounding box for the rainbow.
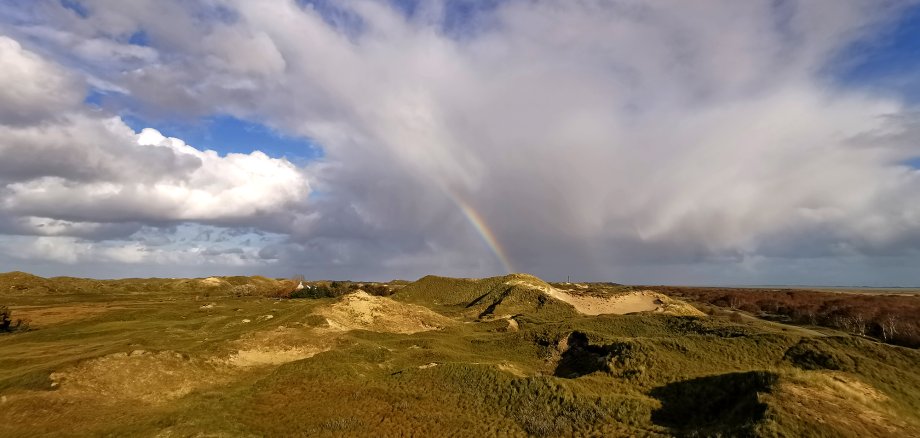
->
[452,195,515,274]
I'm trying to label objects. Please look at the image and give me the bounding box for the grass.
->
[397,273,580,321]
[1,272,919,436]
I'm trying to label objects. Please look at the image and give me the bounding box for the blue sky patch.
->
[904,157,920,169]
[122,114,323,164]
[128,30,149,46]
[295,0,366,38]
[59,0,89,18]
[388,0,503,37]
[83,88,106,107]
[833,4,920,103]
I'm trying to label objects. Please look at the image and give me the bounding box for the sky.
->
[1,0,920,285]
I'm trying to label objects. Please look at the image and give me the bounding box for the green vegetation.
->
[1,272,919,436]
[397,273,579,320]
[548,282,635,297]
[290,281,392,299]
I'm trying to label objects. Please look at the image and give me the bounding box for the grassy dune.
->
[2,272,919,436]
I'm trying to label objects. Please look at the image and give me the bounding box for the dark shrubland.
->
[288,281,393,299]
[650,286,920,347]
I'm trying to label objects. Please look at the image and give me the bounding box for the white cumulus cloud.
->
[0,34,312,271]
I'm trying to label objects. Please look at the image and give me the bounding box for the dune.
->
[506,278,705,316]
[316,290,455,334]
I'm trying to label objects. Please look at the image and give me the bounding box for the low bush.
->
[288,281,393,299]
[1,305,27,333]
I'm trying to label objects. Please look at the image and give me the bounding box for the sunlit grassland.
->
[2,274,920,436]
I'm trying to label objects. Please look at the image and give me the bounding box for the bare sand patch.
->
[199,277,225,287]
[315,291,455,334]
[226,346,327,367]
[224,325,340,367]
[550,289,704,316]
[497,362,526,377]
[506,279,704,316]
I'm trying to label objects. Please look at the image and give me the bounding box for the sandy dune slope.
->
[507,279,705,316]
[316,291,456,333]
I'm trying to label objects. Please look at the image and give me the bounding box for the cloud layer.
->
[1,0,920,284]
[0,34,308,272]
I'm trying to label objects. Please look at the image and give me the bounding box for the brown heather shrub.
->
[647,286,920,348]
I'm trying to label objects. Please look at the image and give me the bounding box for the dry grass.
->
[764,370,920,437]
[48,350,236,404]
[11,304,125,327]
